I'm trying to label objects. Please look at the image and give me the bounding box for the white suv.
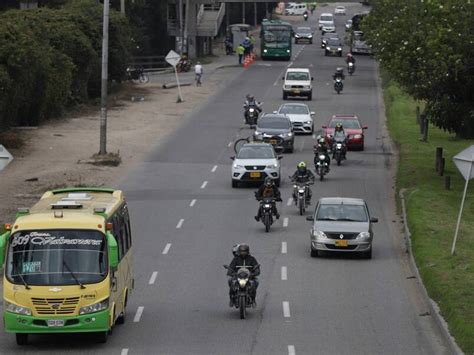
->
[282,68,313,101]
[319,13,334,30]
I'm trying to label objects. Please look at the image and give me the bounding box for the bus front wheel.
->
[16,333,28,346]
[96,331,108,344]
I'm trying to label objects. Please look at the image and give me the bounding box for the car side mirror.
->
[306,216,314,221]
[370,217,378,223]
[310,112,315,115]
[0,231,10,266]
[230,156,235,160]
[322,125,327,129]
[311,77,314,81]
[106,231,119,269]
[363,126,368,130]
[278,156,283,160]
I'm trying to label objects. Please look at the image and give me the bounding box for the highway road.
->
[0,3,452,355]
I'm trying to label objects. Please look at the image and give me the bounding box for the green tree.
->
[363,0,474,138]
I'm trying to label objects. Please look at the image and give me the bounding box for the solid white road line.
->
[283,217,289,227]
[148,271,158,285]
[162,243,172,255]
[211,165,218,172]
[189,199,197,207]
[281,266,287,281]
[288,345,296,355]
[281,241,287,254]
[287,197,293,206]
[201,181,208,189]
[283,301,291,318]
[176,218,184,229]
[121,349,129,355]
[133,306,144,323]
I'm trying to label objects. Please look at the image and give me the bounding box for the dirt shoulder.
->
[0,55,240,224]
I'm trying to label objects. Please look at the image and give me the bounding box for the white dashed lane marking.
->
[283,301,291,318]
[201,181,208,189]
[281,266,287,280]
[162,243,172,255]
[133,306,144,323]
[283,217,289,227]
[287,198,293,206]
[189,199,196,207]
[176,219,184,229]
[281,241,287,254]
[148,271,158,285]
[211,165,218,172]
[121,349,129,355]
[288,345,296,355]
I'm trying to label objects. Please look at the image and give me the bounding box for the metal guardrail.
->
[130,56,171,73]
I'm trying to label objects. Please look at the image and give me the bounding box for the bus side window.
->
[122,205,132,249]
[112,214,124,260]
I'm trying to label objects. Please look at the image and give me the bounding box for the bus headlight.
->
[263,49,268,53]
[79,299,109,315]
[5,301,31,316]
[286,50,290,53]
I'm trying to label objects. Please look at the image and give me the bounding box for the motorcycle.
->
[348,62,355,75]
[303,13,308,21]
[176,58,192,73]
[332,137,347,166]
[314,151,330,181]
[224,264,260,319]
[126,66,149,84]
[334,78,343,94]
[244,103,261,127]
[291,180,314,215]
[257,197,276,232]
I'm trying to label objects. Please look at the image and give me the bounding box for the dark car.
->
[294,26,313,44]
[325,38,343,57]
[322,115,367,150]
[253,114,295,153]
[321,33,339,49]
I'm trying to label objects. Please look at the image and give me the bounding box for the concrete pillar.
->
[187,1,197,58]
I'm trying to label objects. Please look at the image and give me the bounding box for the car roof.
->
[336,5,345,8]
[286,68,310,73]
[241,142,273,148]
[261,113,291,121]
[280,103,309,107]
[318,197,366,206]
[320,13,333,16]
[331,115,359,121]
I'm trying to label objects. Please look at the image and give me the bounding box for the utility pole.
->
[99,0,110,155]
[120,0,125,14]
[178,0,184,53]
[242,2,246,24]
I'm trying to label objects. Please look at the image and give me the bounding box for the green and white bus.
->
[261,19,293,61]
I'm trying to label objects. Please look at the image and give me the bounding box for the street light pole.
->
[99,0,110,155]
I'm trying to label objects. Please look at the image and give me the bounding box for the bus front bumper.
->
[4,309,109,333]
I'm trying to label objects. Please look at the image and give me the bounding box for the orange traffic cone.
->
[243,55,250,68]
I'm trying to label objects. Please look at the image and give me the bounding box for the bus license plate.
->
[335,240,348,247]
[250,172,261,178]
[48,319,65,327]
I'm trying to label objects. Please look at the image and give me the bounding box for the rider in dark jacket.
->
[227,244,260,306]
[290,161,315,203]
[254,177,282,221]
[314,136,331,167]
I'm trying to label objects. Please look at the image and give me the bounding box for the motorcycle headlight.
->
[264,204,271,208]
[5,301,31,316]
[336,143,342,148]
[354,134,362,139]
[233,164,244,169]
[79,299,109,315]
[249,108,255,112]
[313,230,327,239]
[298,189,305,193]
[319,154,326,160]
[238,279,248,287]
[338,47,342,51]
[266,163,278,169]
[357,232,370,240]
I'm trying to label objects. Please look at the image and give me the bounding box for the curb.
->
[399,189,463,355]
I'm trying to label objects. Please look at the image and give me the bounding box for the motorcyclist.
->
[333,67,345,81]
[346,52,356,64]
[290,161,315,204]
[227,244,260,306]
[243,94,262,121]
[332,123,348,157]
[254,177,282,221]
[314,137,331,167]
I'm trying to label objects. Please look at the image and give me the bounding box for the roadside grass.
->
[382,73,474,353]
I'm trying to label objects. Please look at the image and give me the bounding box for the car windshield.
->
[6,230,107,286]
[258,119,291,129]
[297,27,311,33]
[317,204,368,222]
[327,39,341,46]
[329,119,361,129]
[237,146,275,159]
[354,32,365,41]
[336,6,345,10]
[279,105,309,115]
[286,72,309,81]
[320,16,333,22]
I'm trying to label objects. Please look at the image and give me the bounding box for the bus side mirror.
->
[0,231,10,266]
[106,231,119,269]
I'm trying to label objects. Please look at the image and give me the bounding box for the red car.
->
[322,115,367,150]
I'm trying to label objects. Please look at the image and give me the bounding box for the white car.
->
[231,143,282,187]
[282,68,313,100]
[318,13,334,30]
[321,22,336,34]
[274,103,315,134]
[334,6,346,15]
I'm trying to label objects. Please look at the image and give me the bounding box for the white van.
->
[285,3,308,16]
[318,13,334,29]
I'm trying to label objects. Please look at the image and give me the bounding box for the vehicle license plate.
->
[293,89,300,94]
[270,139,278,145]
[335,240,348,247]
[48,319,65,327]
[250,172,261,178]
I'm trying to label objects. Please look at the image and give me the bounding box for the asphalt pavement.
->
[0,2,453,355]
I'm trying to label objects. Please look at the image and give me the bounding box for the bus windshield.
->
[263,26,291,48]
[6,230,107,286]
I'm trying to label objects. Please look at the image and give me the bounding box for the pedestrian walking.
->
[243,37,251,57]
[237,44,245,65]
[194,61,203,86]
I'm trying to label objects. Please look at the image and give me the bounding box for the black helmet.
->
[238,244,250,258]
[264,177,273,187]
